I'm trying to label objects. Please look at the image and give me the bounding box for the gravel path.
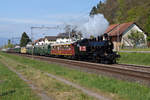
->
[0,60,53,100]
[5,64,111,100]
[44,72,111,100]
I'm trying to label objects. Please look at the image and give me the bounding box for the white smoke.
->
[62,14,109,39]
[77,14,109,38]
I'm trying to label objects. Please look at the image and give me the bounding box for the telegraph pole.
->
[31,27,34,59]
[117,24,120,51]
[11,37,20,46]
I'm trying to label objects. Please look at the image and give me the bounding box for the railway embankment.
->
[1,52,150,100]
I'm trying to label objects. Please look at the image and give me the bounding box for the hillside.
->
[90,0,150,35]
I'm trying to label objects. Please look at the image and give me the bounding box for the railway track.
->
[12,53,150,85]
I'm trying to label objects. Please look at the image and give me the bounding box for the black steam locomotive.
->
[74,34,119,64]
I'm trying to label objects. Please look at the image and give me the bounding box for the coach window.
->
[63,45,66,50]
[65,45,68,50]
[63,45,65,50]
[55,46,57,50]
[67,46,69,50]
[66,45,68,50]
[61,45,63,50]
[69,45,71,50]
[48,45,50,49]
[62,45,65,50]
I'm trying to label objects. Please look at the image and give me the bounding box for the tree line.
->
[90,0,150,36]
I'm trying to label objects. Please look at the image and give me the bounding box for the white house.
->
[44,36,57,45]
[56,33,72,43]
[26,42,32,47]
[105,22,147,50]
[34,38,45,45]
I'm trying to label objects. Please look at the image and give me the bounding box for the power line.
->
[30,26,60,59]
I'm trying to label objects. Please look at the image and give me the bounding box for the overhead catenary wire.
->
[29,0,99,42]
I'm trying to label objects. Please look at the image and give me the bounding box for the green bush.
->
[147,36,150,42]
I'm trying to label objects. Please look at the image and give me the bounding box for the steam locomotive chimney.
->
[104,33,108,40]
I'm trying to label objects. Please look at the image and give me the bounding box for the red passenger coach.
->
[51,43,75,56]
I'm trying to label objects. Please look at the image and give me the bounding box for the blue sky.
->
[0,0,101,40]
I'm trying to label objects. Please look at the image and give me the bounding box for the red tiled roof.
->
[34,38,44,43]
[105,24,119,33]
[45,36,57,41]
[106,22,134,36]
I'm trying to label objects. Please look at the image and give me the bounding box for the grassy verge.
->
[0,58,39,100]
[0,54,96,100]
[119,52,150,66]
[120,48,150,51]
[1,52,150,100]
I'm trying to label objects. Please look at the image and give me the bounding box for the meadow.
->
[119,52,150,66]
[1,52,150,100]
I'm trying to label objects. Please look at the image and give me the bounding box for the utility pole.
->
[117,24,120,51]
[30,26,59,59]
[31,27,34,59]
[69,31,71,42]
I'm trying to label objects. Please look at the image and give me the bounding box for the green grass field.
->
[1,54,95,100]
[1,52,150,100]
[120,48,150,51]
[0,59,39,100]
[119,52,150,66]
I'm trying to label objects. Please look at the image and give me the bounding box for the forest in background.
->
[90,0,150,36]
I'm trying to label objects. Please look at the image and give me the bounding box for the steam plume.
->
[77,14,109,38]
[63,14,109,39]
